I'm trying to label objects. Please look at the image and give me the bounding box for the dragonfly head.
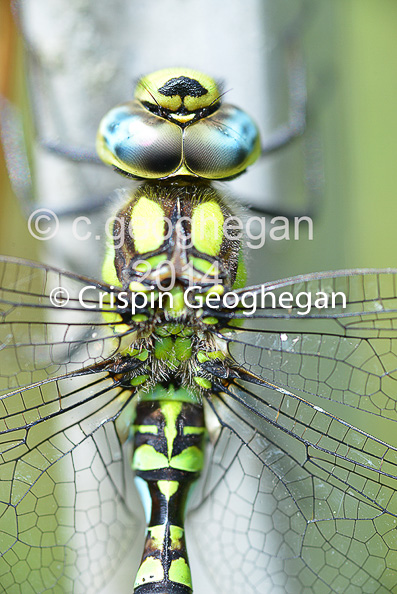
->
[96,68,261,180]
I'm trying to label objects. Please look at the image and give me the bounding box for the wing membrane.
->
[0,259,143,592]
[1,262,397,593]
[221,270,397,420]
[191,376,397,593]
[0,373,143,592]
[0,258,133,389]
[190,270,397,593]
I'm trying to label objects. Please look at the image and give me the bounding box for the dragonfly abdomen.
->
[132,395,205,593]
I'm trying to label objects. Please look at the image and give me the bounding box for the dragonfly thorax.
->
[102,181,246,293]
[117,314,231,397]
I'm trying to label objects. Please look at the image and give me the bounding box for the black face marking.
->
[158,76,208,99]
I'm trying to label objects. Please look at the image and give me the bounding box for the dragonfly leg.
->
[1,96,114,218]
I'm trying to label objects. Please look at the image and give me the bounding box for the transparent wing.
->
[0,256,134,388]
[226,269,397,419]
[0,258,143,593]
[190,270,397,594]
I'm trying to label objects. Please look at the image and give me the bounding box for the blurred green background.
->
[339,0,397,269]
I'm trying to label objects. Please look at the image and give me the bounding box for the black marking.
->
[135,582,192,593]
[158,76,208,99]
[133,398,203,594]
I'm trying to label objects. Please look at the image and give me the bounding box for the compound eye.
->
[96,100,183,178]
[183,104,261,179]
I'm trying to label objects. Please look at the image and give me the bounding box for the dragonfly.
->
[0,68,397,594]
